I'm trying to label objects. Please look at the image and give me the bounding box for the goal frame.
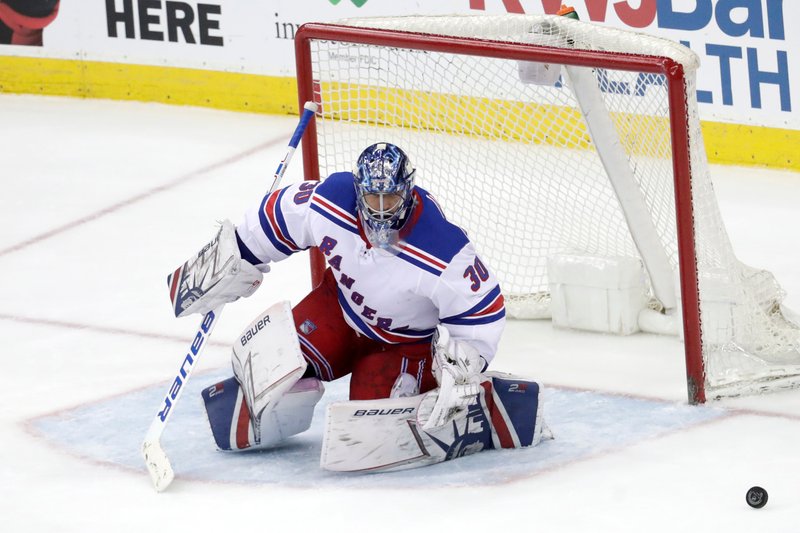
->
[293,22,706,404]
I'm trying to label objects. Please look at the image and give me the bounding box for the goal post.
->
[293,15,800,404]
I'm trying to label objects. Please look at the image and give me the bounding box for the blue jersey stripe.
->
[441,308,506,326]
[442,284,502,321]
[396,251,443,277]
[310,204,359,235]
[274,188,301,250]
[336,288,436,342]
[336,289,384,342]
[258,195,295,256]
[392,326,437,338]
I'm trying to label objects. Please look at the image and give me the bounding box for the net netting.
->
[301,14,800,398]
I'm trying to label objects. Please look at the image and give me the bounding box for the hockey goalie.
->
[168,143,550,472]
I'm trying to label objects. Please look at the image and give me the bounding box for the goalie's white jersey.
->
[236,172,506,362]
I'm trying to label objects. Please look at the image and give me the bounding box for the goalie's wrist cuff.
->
[235,229,261,266]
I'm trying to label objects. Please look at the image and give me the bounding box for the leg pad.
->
[202,377,324,451]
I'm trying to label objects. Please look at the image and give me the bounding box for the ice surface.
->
[2,95,799,532]
[29,371,726,488]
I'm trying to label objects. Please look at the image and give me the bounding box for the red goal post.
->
[293,15,800,405]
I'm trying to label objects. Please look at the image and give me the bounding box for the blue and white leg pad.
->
[202,376,324,451]
[321,371,550,472]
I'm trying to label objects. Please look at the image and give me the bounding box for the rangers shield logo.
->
[299,319,317,335]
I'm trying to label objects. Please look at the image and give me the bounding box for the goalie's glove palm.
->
[421,325,483,431]
[431,325,482,385]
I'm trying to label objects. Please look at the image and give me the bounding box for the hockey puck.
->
[746,486,768,509]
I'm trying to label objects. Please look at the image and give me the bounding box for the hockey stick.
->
[142,101,319,492]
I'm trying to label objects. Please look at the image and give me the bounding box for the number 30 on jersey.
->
[464,257,489,292]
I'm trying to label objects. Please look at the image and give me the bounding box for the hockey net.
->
[294,14,800,403]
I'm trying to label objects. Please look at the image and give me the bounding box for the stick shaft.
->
[268,102,318,193]
[142,102,318,491]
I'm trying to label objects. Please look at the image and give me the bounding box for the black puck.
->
[746,486,768,509]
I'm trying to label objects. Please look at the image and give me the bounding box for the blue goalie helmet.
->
[353,142,416,249]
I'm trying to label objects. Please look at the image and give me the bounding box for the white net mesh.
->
[301,14,800,399]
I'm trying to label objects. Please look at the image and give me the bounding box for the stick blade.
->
[142,439,175,492]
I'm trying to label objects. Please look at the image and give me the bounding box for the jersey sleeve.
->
[235,181,320,267]
[433,242,506,366]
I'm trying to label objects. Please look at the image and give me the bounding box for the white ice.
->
[1,94,799,532]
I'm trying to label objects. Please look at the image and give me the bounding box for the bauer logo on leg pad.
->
[231,301,307,423]
[239,315,271,347]
[354,407,416,416]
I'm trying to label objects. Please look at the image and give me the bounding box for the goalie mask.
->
[353,143,416,249]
